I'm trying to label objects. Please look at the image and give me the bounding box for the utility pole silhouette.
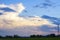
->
[57,24,60,35]
[53,19,60,35]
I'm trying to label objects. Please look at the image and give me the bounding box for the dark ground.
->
[0,37,59,40]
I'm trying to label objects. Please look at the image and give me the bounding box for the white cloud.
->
[9,3,25,13]
[0,3,57,36]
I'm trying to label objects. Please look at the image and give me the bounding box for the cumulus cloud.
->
[0,3,57,36]
[9,3,25,13]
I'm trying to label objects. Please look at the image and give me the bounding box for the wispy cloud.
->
[34,0,56,8]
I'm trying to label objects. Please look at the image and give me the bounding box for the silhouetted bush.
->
[30,35,43,38]
[46,34,56,37]
[36,35,43,37]
[30,34,58,38]
[30,35,36,37]
[13,35,21,38]
[5,35,13,38]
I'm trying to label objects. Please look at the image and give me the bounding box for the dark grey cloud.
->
[0,13,3,15]
[33,0,56,8]
[41,15,60,25]
[0,7,16,12]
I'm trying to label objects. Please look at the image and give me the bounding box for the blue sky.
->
[0,0,60,18]
[0,0,60,36]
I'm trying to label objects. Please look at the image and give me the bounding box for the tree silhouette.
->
[5,35,13,38]
[13,35,21,38]
[30,34,57,37]
[30,35,44,38]
[30,35,36,37]
[0,36,3,38]
[46,34,56,37]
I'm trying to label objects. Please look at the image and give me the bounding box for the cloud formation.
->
[0,3,57,36]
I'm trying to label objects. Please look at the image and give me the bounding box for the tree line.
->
[30,34,60,37]
[0,34,60,38]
